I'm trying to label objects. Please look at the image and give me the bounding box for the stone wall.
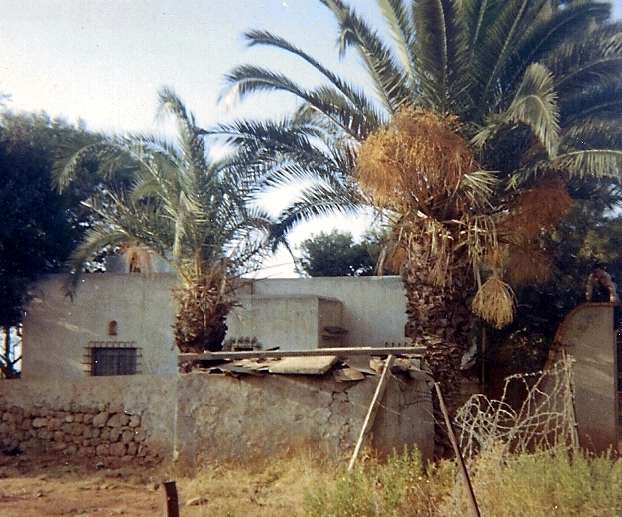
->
[0,401,158,467]
[0,375,177,463]
[0,371,434,468]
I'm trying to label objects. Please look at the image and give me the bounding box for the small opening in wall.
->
[108,321,118,336]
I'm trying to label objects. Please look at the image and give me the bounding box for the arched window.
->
[108,320,118,336]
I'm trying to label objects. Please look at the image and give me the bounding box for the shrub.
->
[304,448,622,517]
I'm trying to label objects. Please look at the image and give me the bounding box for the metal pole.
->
[434,383,481,517]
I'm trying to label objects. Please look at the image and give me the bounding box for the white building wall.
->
[22,274,408,379]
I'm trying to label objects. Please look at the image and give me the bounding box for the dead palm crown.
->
[55,88,273,352]
[218,0,622,396]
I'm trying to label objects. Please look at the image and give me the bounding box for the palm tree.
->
[218,0,622,400]
[56,88,273,352]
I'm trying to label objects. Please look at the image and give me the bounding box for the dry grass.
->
[3,446,621,516]
[304,448,622,517]
[166,451,336,516]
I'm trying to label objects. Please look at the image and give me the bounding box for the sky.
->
[2,0,622,277]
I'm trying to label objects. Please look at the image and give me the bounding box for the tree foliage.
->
[297,230,381,277]
[57,88,274,352]
[0,112,99,376]
[221,0,622,328]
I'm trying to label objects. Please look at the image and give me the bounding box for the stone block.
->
[37,429,50,440]
[53,431,64,442]
[108,402,124,414]
[110,442,126,457]
[32,417,47,428]
[121,430,133,444]
[47,418,61,431]
[64,444,77,455]
[83,414,94,425]
[107,413,129,428]
[95,444,110,456]
[128,415,141,428]
[127,442,137,456]
[64,415,74,423]
[93,412,109,428]
[100,429,111,441]
[109,428,122,443]
[133,427,146,442]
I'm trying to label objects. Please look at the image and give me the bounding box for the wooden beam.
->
[161,480,180,517]
[178,346,423,363]
[348,355,395,472]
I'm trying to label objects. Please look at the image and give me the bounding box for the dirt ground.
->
[0,452,329,516]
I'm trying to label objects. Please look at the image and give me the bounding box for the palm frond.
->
[319,0,411,113]
[243,29,382,122]
[545,24,622,96]
[561,79,622,125]
[224,65,377,139]
[271,182,363,247]
[504,63,560,157]
[376,0,416,81]
[475,0,541,105]
[413,0,470,112]
[554,149,622,179]
[504,1,611,89]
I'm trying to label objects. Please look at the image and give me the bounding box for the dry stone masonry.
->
[0,401,160,466]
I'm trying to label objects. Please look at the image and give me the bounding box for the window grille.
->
[84,341,140,376]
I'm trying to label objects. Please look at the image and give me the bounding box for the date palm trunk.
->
[174,277,231,353]
[402,257,478,413]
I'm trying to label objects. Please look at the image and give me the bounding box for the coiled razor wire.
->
[455,355,578,459]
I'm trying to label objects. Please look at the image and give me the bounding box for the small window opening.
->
[108,320,118,336]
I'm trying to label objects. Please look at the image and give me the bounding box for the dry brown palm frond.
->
[121,243,154,273]
[506,244,553,285]
[472,276,517,329]
[356,107,479,213]
[501,177,572,241]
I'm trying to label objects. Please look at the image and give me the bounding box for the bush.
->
[304,448,622,516]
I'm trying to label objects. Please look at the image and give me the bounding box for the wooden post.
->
[161,480,180,517]
[348,355,395,472]
[434,383,481,517]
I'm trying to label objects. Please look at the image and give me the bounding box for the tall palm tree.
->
[56,88,273,352]
[218,0,622,400]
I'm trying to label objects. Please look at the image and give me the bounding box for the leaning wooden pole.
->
[434,383,481,517]
[161,480,180,517]
[348,355,395,472]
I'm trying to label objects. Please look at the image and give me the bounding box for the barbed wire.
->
[455,355,578,459]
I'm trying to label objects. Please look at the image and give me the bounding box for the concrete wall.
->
[0,373,434,467]
[228,296,344,350]
[23,274,178,380]
[552,303,619,452]
[174,372,433,467]
[22,274,407,379]
[235,276,408,346]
